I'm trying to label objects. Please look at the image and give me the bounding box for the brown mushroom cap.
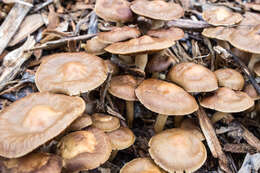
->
[106,127,135,150]
[254,61,260,76]
[244,84,260,100]
[0,92,85,158]
[130,0,184,21]
[180,119,205,141]
[35,52,108,96]
[147,27,184,41]
[95,0,133,23]
[58,128,112,172]
[92,113,120,132]
[135,79,198,115]
[147,53,173,73]
[168,62,218,92]
[202,27,234,41]
[214,68,244,90]
[0,152,63,173]
[69,114,93,131]
[105,35,176,55]
[97,26,141,44]
[200,87,254,112]
[84,37,108,55]
[149,128,207,173]
[120,158,164,173]
[108,75,143,101]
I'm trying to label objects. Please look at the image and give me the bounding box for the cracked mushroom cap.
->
[214,68,244,90]
[97,26,141,44]
[130,0,184,21]
[35,52,108,96]
[0,152,63,173]
[202,5,243,26]
[149,128,207,173]
[168,62,218,93]
[106,127,135,150]
[105,35,176,55]
[95,0,133,23]
[147,27,184,41]
[69,114,93,131]
[58,128,112,172]
[84,37,109,55]
[0,92,85,158]
[92,113,120,132]
[135,79,198,115]
[200,87,254,113]
[108,75,143,101]
[120,158,164,173]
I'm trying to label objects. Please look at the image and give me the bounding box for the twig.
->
[167,19,210,29]
[32,0,53,12]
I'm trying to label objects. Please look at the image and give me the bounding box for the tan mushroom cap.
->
[180,119,205,141]
[58,128,112,172]
[84,37,109,55]
[130,0,184,21]
[202,27,234,41]
[135,79,198,115]
[120,158,164,173]
[149,128,207,173]
[35,52,108,96]
[0,152,63,173]
[168,62,218,92]
[69,114,93,131]
[108,75,143,101]
[147,53,173,73]
[92,113,120,132]
[105,35,176,55]
[0,92,85,158]
[106,127,135,150]
[105,60,119,76]
[254,62,260,76]
[214,68,244,90]
[97,26,141,44]
[202,6,243,26]
[95,0,133,23]
[147,27,184,41]
[200,87,254,113]
[244,84,260,100]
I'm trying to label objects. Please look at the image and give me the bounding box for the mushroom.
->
[69,114,93,131]
[106,127,135,161]
[84,36,109,55]
[202,26,234,41]
[135,79,198,132]
[35,52,108,96]
[243,84,260,101]
[0,152,63,173]
[57,128,112,172]
[0,92,85,158]
[147,27,184,41]
[200,87,254,113]
[214,68,244,90]
[253,61,260,76]
[92,113,120,132]
[180,118,205,141]
[211,112,233,124]
[108,75,143,127]
[105,35,176,71]
[120,158,164,173]
[168,62,218,93]
[149,128,207,173]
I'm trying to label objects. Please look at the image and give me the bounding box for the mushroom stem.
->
[119,55,133,64]
[135,53,148,71]
[174,116,183,127]
[154,114,168,133]
[248,54,260,72]
[151,20,165,30]
[109,150,119,161]
[126,101,134,128]
[152,72,160,78]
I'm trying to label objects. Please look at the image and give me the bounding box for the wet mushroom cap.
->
[147,27,184,41]
[69,114,93,131]
[58,128,112,172]
[106,127,135,150]
[105,35,176,55]
[95,0,133,23]
[92,113,120,132]
[0,92,85,158]
[200,87,254,113]
[120,158,164,173]
[84,37,108,55]
[0,152,63,173]
[168,62,218,92]
[97,26,141,44]
[35,52,108,96]
[214,68,244,90]
[108,75,143,101]
[130,0,184,21]
[135,79,198,115]
[149,128,207,173]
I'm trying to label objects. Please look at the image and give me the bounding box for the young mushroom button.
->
[92,113,120,132]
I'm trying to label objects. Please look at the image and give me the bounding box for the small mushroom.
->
[211,112,233,124]
[149,128,207,173]
[135,79,198,132]
[0,92,85,158]
[214,68,244,90]
[35,52,108,96]
[168,62,218,93]
[146,53,173,74]
[200,87,254,113]
[69,114,93,131]
[57,128,112,172]
[92,113,120,132]
[84,36,109,55]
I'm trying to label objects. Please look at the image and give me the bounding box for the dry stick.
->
[32,0,53,12]
[167,19,210,29]
[0,1,32,55]
[214,46,260,95]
